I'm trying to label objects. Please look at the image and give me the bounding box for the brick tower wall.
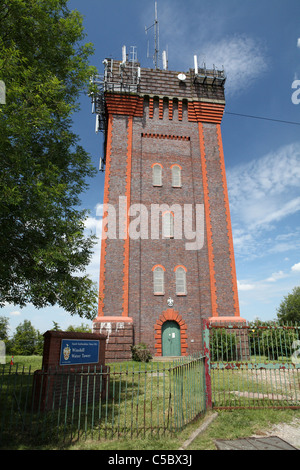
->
[93,61,244,359]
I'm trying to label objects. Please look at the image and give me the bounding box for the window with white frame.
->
[162,212,174,238]
[153,266,165,294]
[152,164,162,186]
[172,165,181,187]
[175,266,187,295]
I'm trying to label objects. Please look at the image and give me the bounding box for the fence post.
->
[203,320,212,409]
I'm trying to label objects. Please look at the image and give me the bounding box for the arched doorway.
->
[154,308,188,357]
[162,321,181,356]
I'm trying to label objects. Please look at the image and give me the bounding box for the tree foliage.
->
[277,286,300,324]
[9,319,42,356]
[0,1,98,319]
[0,316,10,341]
[1,316,93,355]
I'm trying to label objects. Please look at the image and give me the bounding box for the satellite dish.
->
[177,73,186,81]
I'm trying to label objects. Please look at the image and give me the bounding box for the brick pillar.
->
[93,318,134,362]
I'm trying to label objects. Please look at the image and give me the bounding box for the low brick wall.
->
[32,330,108,411]
[93,319,134,362]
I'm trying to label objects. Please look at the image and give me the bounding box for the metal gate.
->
[203,320,300,409]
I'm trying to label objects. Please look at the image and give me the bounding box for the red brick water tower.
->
[92,49,245,360]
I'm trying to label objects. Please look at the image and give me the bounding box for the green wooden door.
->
[162,321,181,356]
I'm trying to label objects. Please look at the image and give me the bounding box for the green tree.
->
[66,323,92,333]
[277,286,300,324]
[0,316,9,341]
[0,1,98,319]
[11,319,38,355]
[52,321,61,331]
[210,329,237,361]
[35,330,44,355]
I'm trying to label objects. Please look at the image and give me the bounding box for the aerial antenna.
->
[145,1,160,69]
[122,45,127,64]
[162,50,168,70]
[194,55,198,75]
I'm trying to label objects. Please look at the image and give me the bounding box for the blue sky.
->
[3,0,300,336]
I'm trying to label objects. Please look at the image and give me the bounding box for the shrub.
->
[131,343,152,362]
[210,329,237,361]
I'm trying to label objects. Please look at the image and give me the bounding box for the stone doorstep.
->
[152,356,184,362]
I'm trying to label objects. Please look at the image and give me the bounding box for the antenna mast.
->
[154,1,159,69]
[145,1,160,69]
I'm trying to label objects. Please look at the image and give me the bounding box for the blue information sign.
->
[60,339,100,366]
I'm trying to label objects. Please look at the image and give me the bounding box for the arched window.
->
[153,265,165,295]
[175,266,187,295]
[171,165,182,187]
[162,211,174,238]
[152,163,162,186]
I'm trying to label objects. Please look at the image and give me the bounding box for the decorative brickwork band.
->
[216,124,240,317]
[149,97,154,119]
[159,98,163,119]
[105,93,144,117]
[154,308,188,357]
[141,133,190,141]
[198,123,218,317]
[178,100,183,121]
[168,100,173,120]
[188,102,225,124]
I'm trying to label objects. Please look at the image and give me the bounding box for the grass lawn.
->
[4,355,42,372]
[1,356,299,450]
[7,408,297,450]
[187,408,300,450]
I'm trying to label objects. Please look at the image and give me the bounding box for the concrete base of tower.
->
[93,317,134,362]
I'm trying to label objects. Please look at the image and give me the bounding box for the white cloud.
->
[269,233,300,255]
[252,197,300,229]
[291,262,300,272]
[228,143,300,259]
[297,38,300,49]
[237,280,255,291]
[147,3,268,96]
[228,143,300,227]
[84,203,103,238]
[84,216,102,236]
[266,271,287,282]
[10,311,21,316]
[198,35,268,96]
[82,204,103,285]
[95,203,103,217]
[227,143,300,230]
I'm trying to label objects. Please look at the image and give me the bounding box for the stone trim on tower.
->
[122,116,133,317]
[97,114,113,317]
[198,122,218,317]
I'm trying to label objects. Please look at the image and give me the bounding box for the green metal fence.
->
[203,321,300,410]
[0,353,206,445]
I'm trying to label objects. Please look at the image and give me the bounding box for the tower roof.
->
[101,58,226,104]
